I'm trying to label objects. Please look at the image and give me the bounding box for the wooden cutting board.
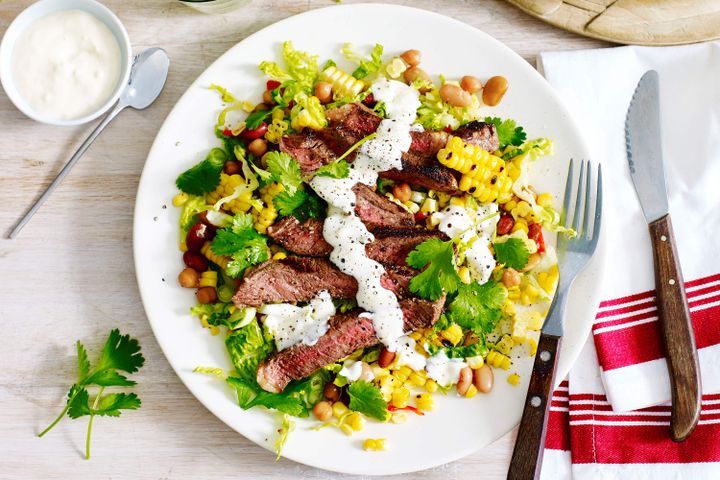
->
[506,0,720,45]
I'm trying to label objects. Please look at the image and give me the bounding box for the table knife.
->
[625,70,701,442]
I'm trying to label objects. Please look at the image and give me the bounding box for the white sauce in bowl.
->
[310,79,420,352]
[11,10,121,120]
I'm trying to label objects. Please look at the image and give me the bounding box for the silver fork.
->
[507,159,603,480]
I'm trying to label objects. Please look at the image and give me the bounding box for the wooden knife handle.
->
[649,214,701,442]
[507,333,561,480]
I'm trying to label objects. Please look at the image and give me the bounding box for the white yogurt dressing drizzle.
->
[310,79,420,351]
[425,351,468,387]
[338,360,374,383]
[259,290,336,351]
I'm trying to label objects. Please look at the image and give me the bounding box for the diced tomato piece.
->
[362,93,375,106]
[528,223,545,253]
[444,126,454,133]
[415,211,428,222]
[222,128,233,137]
[266,80,281,91]
[241,122,268,141]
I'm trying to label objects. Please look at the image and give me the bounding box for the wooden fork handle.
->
[507,333,561,480]
[649,214,701,441]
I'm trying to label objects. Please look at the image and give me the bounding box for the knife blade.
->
[625,70,701,442]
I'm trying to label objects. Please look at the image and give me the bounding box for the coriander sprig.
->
[39,329,145,459]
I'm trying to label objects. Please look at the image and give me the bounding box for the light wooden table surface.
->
[0,1,608,478]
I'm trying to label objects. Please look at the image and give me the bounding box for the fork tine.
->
[571,160,586,234]
[583,161,592,239]
[590,164,603,249]
[561,159,575,228]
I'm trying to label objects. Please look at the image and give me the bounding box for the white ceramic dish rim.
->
[0,0,132,126]
[133,3,605,475]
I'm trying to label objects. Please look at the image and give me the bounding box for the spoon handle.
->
[8,102,126,239]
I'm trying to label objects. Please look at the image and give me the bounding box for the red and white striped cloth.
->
[536,41,720,478]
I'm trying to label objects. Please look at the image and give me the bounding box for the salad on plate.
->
[172,41,569,454]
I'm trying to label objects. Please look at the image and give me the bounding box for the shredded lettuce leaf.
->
[340,43,384,80]
[260,41,319,104]
[274,414,295,460]
[416,84,482,130]
[179,196,211,234]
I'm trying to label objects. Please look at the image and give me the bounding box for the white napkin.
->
[538,41,720,412]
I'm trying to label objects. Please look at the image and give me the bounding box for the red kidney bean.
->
[528,223,545,253]
[186,222,214,252]
[378,348,396,368]
[497,214,515,235]
[362,93,375,107]
[266,80,281,91]
[241,122,268,141]
[183,251,208,271]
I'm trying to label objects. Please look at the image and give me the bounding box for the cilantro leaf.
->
[426,338,489,359]
[264,151,303,195]
[484,117,527,149]
[274,190,326,222]
[39,330,145,460]
[211,213,270,279]
[448,281,507,334]
[176,148,227,195]
[315,160,349,179]
[348,381,388,421]
[493,238,530,270]
[227,378,306,416]
[245,109,271,130]
[406,238,462,301]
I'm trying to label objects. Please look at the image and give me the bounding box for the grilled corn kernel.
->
[391,387,411,409]
[179,239,187,252]
[395,366,412,382]
[502,299,516,315]
[363,438,387,451]
[438,136,513,203]
[320,66,365,98]
[465,385,479,398]
[408,371,427,387]
[537,193,553,208]
[458,266,472,285]
[467,355,485,369]
[201,242,230,270]
[527,337,538,356]
[511,200,533,219]
[415,393,435,411]
[440,323,464,346]
[199,270,218,288]
[172,192,189,207]
[436,192,452,208]
[346,412,364,431]
[206,173,253,214]
[486,351,512,370]
[425,379,438,393]
[507,373,521,386]
[420,198,438,214]
[449,196,465,207]
[340,424,354,436]
[404,201,420,214]
[495,335,514,355]
[409,330,423,341]
[272,252,287,260]
[512,218,529,234]
[525,311,544,331]
[372,366,390,379]
[503,199,518,211]
[391,412,407,424]
[511,321,527,344]
[332,402,349,418]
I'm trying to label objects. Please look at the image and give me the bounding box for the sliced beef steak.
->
[455,120,499,152]
[279,131,339,176]
[232,257,358,307]
[366,228,448,267]
[352,184,414,230]
[267,217,333,257]
[256,297,444,393]
[326,102,382,142]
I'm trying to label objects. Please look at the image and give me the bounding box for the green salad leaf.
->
[274,414,295,460]
[493,238,530,270]
[209,83,238,103]
[259,41,319,103]
[341,43,384,80]
[179,196,210,234]
[447,281,506,334]
[347,381,388,421]
[176,148,227,195]
[484,117,526,149]
[406,238,462,301]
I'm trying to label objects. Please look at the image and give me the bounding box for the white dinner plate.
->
[134,3,606,475]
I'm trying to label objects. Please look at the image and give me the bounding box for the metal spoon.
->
[7,47,170,239]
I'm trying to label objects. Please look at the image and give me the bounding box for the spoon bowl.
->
[122,48,170,109]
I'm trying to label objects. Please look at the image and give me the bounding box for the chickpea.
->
[403,66,430,85]
[314,81,333,104]
[358,362,374,382]
[473,364,494,393]
[482,75,508,106]
[392,182,412,203]
[460,75,482,93]
[323,383,341,402]
[196,286,217,304]
[400,49,422,66]
[312,400,333,422]
[224,160,241,175]
[178,267,199,288]
[522,253,542,272]
[260,152,271,169]
[439,83,472,108]
[252,102,270,113]
[248,138,268,157]
[456,367,473,396]
[262,90,274,105]
[502,268,521,288]
[464,332,479,346]
[378,347,396,368]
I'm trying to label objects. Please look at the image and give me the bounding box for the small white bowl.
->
[0,0,132,126]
